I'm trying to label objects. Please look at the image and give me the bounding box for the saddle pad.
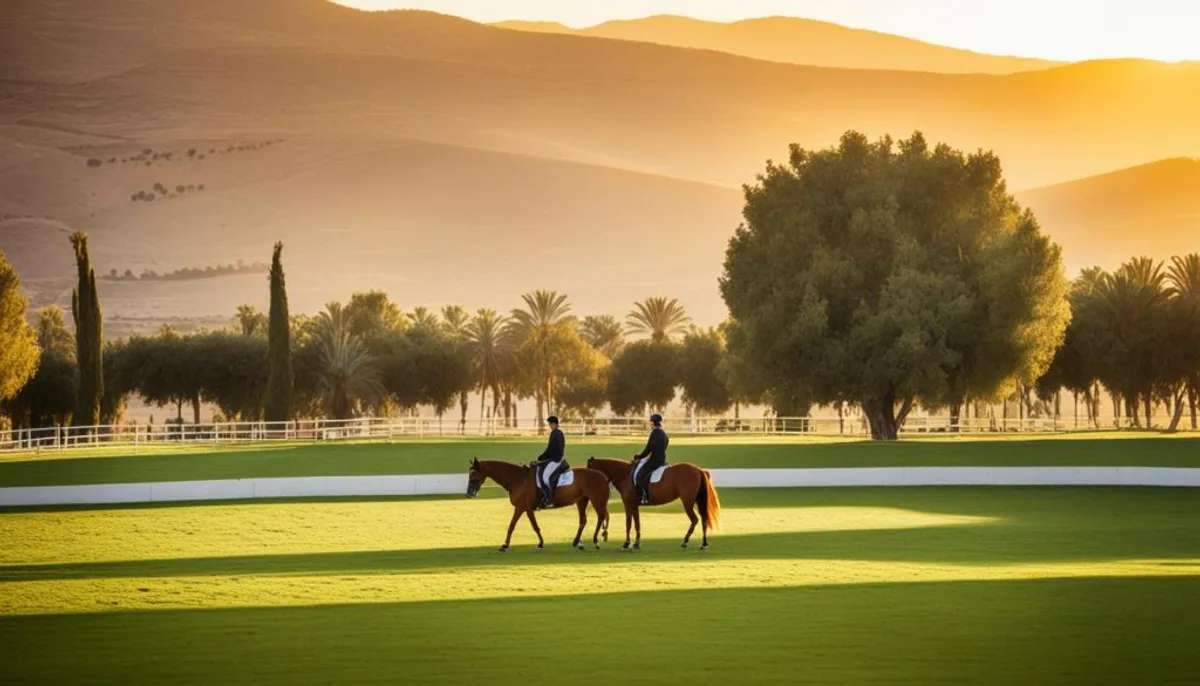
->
[633,461,669,484]
[649,465,668,484]
[555,470,575,487]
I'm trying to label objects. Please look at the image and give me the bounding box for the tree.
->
[100,339,131,424]
[37,307,75,357]
[626,297,691,343]
[309,303,383,420]
[441,305,472,432]
[509,290,574,427]
[466,309,513,428]
[235,305,267,337]
[262,242,294,423]
[123,331,204,423]
[720,131,1069,439]
[677,328,733,415]
[69,232,104,427]
[407,306,440,332]
[1091,258,1169,428]
[606,340,679,416]
[345,290,405,346]
[1166,254,1200,429]
[579,315,626,358]
[195,332,268,421]
[7,352,75,429]
[0,253,40,405]
[555,334,610,425]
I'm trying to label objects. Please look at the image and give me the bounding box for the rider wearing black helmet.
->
[533,416,567,509]
[632,413,669,505]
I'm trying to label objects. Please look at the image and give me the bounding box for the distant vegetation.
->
[84,139,284,169]
[100,261,268,282]
[130,182,205,202]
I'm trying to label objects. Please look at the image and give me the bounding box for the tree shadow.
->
[4,576,1200,685]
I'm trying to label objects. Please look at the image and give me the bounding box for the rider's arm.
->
[634,434,654,459]
[535,431,559,462]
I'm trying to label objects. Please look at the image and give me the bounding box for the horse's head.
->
[466,458,484,498]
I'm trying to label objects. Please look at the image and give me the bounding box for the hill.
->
[494,15,1060,74]
[3,0,1200,325]
[1017,158,1200,274]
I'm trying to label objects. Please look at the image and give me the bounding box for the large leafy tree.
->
[1166,254,1200,429]
[1091,258,1169,428]
[676,327,732,415]
[263,242,294,422]
[606,340,679,416]
[721,131,1069,439]
[626,297,691,343]
[0,252,39,405]
[69,232,103,427]
[195,332,268,421]
[6,306,71,428]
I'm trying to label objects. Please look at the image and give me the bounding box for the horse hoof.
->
[681,542,688,549]
[701,544,709,551]
[498,547,509,553]
[632,544,641,551]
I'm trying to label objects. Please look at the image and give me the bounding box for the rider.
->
[632,413,669,505]
[533,415,567,509]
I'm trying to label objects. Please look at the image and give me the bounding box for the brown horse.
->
[586,457,721,550]
[465,458,611,552]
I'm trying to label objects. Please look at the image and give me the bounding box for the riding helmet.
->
[649,413,663,424]
[546,415,560,424]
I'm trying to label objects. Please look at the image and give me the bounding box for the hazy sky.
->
[338,0,1200,62]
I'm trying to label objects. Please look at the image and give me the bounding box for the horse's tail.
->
[697,469,721,531]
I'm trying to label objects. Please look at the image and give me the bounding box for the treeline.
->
[1035,256,1200,431]
[101,261,268,282]
[4,290,740,429]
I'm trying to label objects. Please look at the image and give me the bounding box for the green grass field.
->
[2,434,1199,487]
[4,485,1199,684]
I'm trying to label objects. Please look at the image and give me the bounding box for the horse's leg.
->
[573,498,588,550]
[591,487,608,548]
[500,507,523,552]
[525,510,545,549]
[632,505,642,551]
[681,489,699,549]
[622,498,633,550]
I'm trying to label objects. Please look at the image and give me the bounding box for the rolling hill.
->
[1017,158,1200,274]
[494,15,1060,74]
[2,0,1199,328]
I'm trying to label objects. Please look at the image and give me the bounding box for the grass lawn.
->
[1,434,1199,488]
[3,487,1199,683]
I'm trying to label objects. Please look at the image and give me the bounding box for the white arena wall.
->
[3,467,1200,507]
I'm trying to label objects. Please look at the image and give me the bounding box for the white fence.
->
[0,413,1138,454]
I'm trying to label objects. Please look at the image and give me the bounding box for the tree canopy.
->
[721,131,1070,439]
[0,252,39,404]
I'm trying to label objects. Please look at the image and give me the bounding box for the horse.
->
[465,458,611,552]
[586,457,721,550]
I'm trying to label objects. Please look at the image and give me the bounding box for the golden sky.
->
[339,0,1200,62]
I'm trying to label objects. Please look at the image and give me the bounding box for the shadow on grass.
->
[6,488,1198,581]
[4,576,1200,685]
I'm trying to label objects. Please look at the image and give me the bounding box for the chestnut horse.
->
[586,457,721,550]
[465,458,611,552]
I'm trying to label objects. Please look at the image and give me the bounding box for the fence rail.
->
[0,413,1163,453]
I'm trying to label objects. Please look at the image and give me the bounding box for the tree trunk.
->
[1185,381,1195,429]
[1166,388,1187,432]
[1144,393,1154,431]
[862,389,900,441]
[192,394,201,425]
[734,402,740,420]
[949,400,962,433]
[459,391,468,435]
[479,387,487,434]
[1073,391,1079,429]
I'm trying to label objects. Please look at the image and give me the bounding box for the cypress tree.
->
[69,231,103,427]
[263,241,294,422]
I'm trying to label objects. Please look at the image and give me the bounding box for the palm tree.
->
[441,305,471,433]
[408,306,440,332]
[579,314,626,358]
[311,302,383,420]
[509,290,573,427]
[235,304,266,337]
[467,309,513,432]
[627,297,691,343]
[1095,259,1167,428]
[1167,253,1200,429]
